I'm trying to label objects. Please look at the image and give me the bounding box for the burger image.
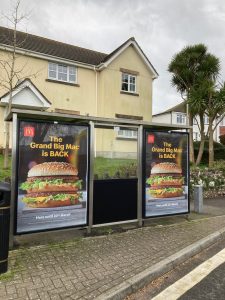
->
[20,162,82,208]
[146,162,184,198]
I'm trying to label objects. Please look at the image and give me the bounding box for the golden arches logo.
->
[23,126,35,137]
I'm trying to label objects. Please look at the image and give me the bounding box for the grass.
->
[94,157,137,178]
[0,155,137,181]
[0,155,11,181]
[1,153,224,182]
[0,255,24,282]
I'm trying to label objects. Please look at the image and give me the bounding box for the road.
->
[126,237,225,300]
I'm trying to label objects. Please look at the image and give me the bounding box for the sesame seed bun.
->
[151,162,182,174]
[28,162,78,177]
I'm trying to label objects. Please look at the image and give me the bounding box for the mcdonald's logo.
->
[24,126,35,137]
[147,134,155,144]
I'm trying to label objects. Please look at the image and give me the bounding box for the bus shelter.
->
[6,109,190,244]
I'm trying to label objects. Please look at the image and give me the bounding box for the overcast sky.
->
[1,0,225,114]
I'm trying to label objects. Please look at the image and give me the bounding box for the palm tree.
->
[168,44,220,164]
[206,82,225,166]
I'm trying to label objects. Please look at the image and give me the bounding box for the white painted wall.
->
[153,111,225,142]
[9,87,45,108]
[152,112,172,124]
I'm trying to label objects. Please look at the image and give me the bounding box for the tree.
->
[189,78,225,166]
[188,76,212,165]
[168,44,220,165]
[206,83,225,166]
[0,0,29,169]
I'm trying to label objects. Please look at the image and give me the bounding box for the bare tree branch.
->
[0,0,34,169]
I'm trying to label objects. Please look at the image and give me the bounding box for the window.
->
[193,117,198,125]
[121,73,136,93]
[48,63,77,83]
[193,132,199,141]
[176,113,186,124]
[203,114,209,125]
[117,129,137,139]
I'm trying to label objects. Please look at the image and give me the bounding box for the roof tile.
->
[0,26,108,65]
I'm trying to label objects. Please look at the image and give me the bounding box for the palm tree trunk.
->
[196,115,205,165]
[189,112,195,164]
[208,118,214,167]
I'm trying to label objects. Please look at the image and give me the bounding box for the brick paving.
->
[1,206,225,299]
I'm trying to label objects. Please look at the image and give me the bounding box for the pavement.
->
[1,197,225,300]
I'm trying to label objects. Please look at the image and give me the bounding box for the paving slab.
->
[1,199,225,299]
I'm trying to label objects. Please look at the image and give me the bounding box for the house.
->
[152,101,224,142]
[0,26,158,158]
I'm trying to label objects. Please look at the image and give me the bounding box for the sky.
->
[1,0,225,114]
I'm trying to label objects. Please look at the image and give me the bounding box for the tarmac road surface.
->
[126,236,225,300]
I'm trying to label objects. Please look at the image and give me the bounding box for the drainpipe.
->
[94,66,98,158]
[94,66,98,117]
[186,102,189,126]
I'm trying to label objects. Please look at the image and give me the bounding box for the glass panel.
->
[69,66,76,82]
[69,66,75,74]
[133,131,137,137]
[177,114,182,124]
[49,63,57,71]
[48,63,57,79]
[58,65,67,73]
[122,73,128,82]
[122,82,128,91]
[94,128,137,179]
[58,64,68,81]
[58,72,67,81]
[49,70,56,79]
[204,115,209,124]
[69,74,76,82]
[130,76,136,84]
[130,84,135,92]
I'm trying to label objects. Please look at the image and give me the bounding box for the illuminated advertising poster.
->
[16,121,88,233]
[144,131,189,217]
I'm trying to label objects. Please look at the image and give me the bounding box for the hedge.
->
[194,141,225,164]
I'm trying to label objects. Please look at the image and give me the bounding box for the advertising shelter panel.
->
[16,120,89,234]
[144,131,189,218]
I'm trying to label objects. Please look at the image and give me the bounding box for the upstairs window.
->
[176,113,186,124]
[48,63,77,83]
[121,73,136,93]
[203,114,209,125]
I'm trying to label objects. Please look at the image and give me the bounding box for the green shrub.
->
[219,134,225,146]
[194,141,225,164]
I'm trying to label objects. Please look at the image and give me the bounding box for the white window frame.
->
[121,73,137,93]
[48,62,77,84]
[176,113,186,124]
[117,128,137,139]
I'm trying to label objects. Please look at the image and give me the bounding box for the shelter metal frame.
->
[7,109,190,247]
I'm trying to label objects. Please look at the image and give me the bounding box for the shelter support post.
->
[87,121,94,234]
[9,113,17,249]
[137,125,143,227]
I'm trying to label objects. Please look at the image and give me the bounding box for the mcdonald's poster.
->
[16,120,88,233]
[144,131,189,217]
